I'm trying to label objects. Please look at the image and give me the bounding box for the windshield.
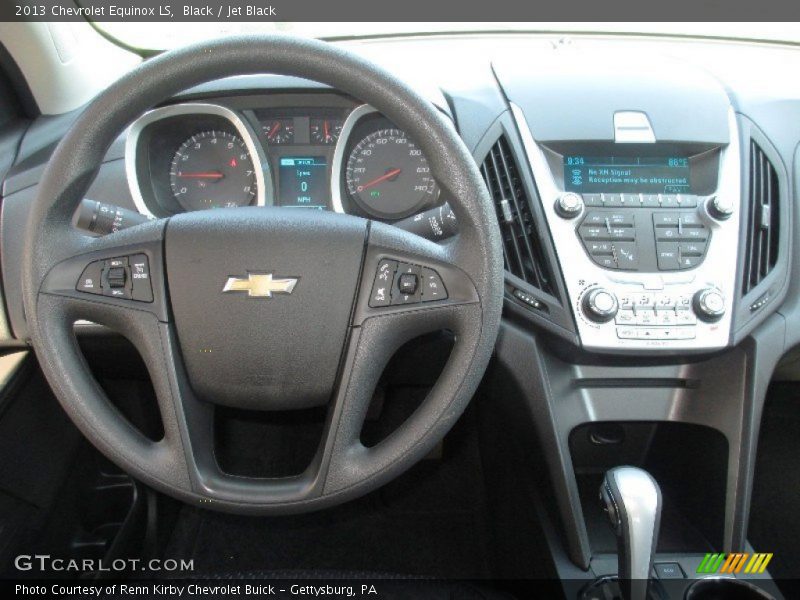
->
[98,22,800,50]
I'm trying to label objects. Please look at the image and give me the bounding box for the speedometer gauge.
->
[170,131,257,211]
[345,128,438,219]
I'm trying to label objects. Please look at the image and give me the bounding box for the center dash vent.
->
[742,140,780,294]
[480,136,557,299]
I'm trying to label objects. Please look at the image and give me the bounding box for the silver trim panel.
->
[329,104,377,214]
[510,102,742,352]
[125,103,269,217]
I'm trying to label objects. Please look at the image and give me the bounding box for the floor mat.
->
[748,383,800,580]
[165,408,493,579]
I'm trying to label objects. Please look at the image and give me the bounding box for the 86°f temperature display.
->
[564,155,692,194]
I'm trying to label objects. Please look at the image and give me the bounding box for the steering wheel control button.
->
[398,273,419,295]
[75,254,153,302]
[555,192,584,218]
[76,261,103,295]
[583,288,618,323]
[105,266,127,288]
[693,288,726,322]
[421,268,447,302]
[369,260,447,307]
[129,254,154,302]
[369,259,398,307]
[391,263,422,304]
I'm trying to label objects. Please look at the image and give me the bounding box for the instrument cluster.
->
[126,98,444,222]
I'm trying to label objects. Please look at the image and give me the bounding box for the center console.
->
[511,105,742,353]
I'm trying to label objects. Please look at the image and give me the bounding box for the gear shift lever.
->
[599,467,662,600]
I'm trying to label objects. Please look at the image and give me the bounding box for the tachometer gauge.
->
[169,131,257,211]
[310,118,342,145]
[262,119,295,145]
[345,128,438,219]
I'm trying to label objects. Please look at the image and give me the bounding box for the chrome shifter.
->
[600,467,662,600]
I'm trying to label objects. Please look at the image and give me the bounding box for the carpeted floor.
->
[748,382,800,581]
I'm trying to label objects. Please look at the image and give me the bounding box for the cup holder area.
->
[685,578,775,600]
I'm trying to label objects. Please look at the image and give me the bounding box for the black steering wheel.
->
[21,36,503,514]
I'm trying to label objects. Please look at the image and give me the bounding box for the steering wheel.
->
[21,36,503,514]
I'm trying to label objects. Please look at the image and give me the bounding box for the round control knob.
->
[555,192,584,218]
[693,288,726,322]
[582,288,618,323]
[707,195,735,220]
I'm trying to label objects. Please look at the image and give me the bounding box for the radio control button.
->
[592,255,617,269]
[676,311,697,325]
[657,227,680,241]
[641,194,660,208]
[679,256,703,269]
[617,327,638,339]
[555,192,584,218]
[677,194,698,207]
[707,195,735,220]
[679,242,706,257]
[583,194,603,207]
[587,241,613,255]
[602,194,624,207]
[693,288,726,322]
[659,194,680,208]
[613,242,639,270]
[678,212,704,228]
[654,213,682,227]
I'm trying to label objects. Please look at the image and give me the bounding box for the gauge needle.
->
[323,120,330,141]
[267,122,281,138]
[178,172,224,179]
[357,168,402,192]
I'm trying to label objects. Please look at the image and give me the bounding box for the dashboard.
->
[1,33,798,361]
[126,95,443,222]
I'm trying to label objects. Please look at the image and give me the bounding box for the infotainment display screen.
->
[563,155,691,194]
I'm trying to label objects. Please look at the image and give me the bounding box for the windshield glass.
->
[98,22,800,50]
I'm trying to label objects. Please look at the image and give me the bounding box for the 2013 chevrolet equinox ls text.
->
[0,20,798,600]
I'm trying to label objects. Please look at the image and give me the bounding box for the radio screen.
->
[278,156,328,209]
[563,156,691,194]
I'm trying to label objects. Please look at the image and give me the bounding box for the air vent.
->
[480,136,557,298]
[742,141,780,294]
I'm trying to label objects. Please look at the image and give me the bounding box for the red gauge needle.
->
[267,122,281,138]
[357,168,402,192]
[177,172,224,179]
[323,120,330,141]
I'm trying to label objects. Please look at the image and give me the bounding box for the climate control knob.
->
[582,288,618,323]
[693,288,726,322]
[555,192,584,218]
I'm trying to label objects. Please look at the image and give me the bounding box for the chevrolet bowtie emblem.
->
[222,273,298,298]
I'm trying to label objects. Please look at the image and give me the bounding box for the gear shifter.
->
[599,467,662,600]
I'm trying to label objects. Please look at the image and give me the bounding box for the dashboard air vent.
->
[480,136,557,298]
[742,141,780,294]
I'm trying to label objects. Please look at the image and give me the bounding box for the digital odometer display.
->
[563,156,691,194]
[278,156,328,209]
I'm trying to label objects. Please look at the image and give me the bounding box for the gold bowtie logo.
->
[222,273,298,298]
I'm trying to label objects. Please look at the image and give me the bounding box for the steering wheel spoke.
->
[39,219,168,326]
